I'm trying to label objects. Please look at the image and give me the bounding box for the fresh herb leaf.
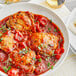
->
[17,66,20,68]
[29,48,31,51]
[47,63,50,68]
[48,28,51,31]
[8,27,11,30]
[25,50,28,54]
[19,51,22,54]
[38,46,41,50]
[44,45,47,48]
[54,28,57,32]
[0,33,2,37]
[59,39,63,43]
[51,65,53,69]
[9,58,12,61]
[50,20,52,23]
[39,58,42,62]
[8,66,11,70]
[25,47,27,49]
[3,66,8,73]
[0,38,3,42]
[32,57,36,61]
[22,48,25,51]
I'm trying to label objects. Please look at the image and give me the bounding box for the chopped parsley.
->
[25,50,28,54]
[29,48,31,51]
[48,28,51,31]
[9,58,12,61]
[52,50,55,56]
[0,25,7,33]
[39,58,42,62]
[46,57,50,61]
[8,66,11,70]
[0,33,2,37]
[54,28,57,32]
[59,39,63,43]
[50,20,52,23]
[17,66,20,68]
[47,63,50,68]
[44,45,47,48]
[0,38,3,42]
[3,66,8,73]
[51,65,54,69]
[32,57,36,61]
[19,48,28,54]
[3,66,11,73]
[38,45,42,50]
[8,27,11,30]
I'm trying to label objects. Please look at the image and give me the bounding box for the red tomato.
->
[55,54,61,60]
[54,49,61,55]
[35,22,41,32]
[8,68,19,76]
[14,31,23,41]
[36,55,41,59]
[60,48,64,54]
[19,42,26,49]
[39,17,47,27]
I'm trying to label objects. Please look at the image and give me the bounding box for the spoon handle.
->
[70,44,76,54]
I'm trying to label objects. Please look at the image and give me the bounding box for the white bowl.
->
[0,2,69,76]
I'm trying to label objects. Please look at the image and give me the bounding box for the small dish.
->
[66,8,76,54]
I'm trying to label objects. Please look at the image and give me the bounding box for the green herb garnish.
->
[3,66,8,73]
[33,57,36,61]
[39,58,42,62]
[48,28,51,31]
[54,28,57,32]
[50,20,52,23]
[47,63,50,68]
[0,38,3,42]
[38,46,41,50]
[46,57,50,61]
[9,58,12,61]
[8,27,11,30]
[51,65,53,69]
[44,45,47,48]
[0,33,2,37]
[25,50,28,54]
[8,66,11,70]
[3,66,11,73]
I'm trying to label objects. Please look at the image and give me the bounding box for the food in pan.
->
[0,11,64,76]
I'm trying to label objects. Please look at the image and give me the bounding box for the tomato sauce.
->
[0,11,64,76]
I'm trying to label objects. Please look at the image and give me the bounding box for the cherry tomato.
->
[60,48,64,54]
[39,17,47,27]
[14,31,23,41]
[8,68,19,76]
[19,42,26,49]
[55,54,61,60]
[35,22,41,32]
[36,55,41,59]
[54,49,61,55]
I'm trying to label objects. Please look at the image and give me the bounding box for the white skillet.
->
[0,2,69,76]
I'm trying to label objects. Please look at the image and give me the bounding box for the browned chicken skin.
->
[9,48,36,73]
[6,11,34,32]
[28,33,59,56]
